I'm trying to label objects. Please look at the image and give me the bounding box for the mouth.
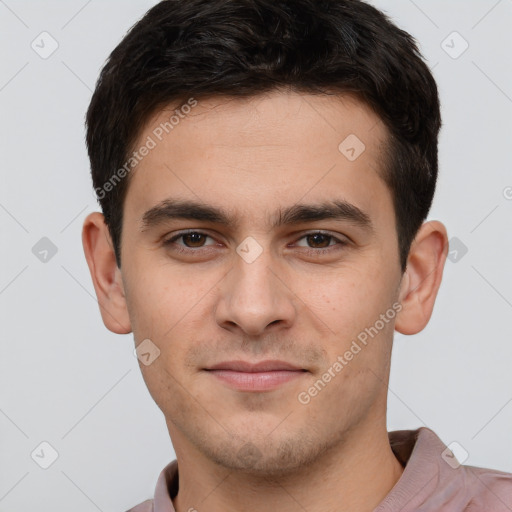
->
[204,360,308,392]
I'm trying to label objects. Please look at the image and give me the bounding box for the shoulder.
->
[463,465,512,510]
[125,498,154,512]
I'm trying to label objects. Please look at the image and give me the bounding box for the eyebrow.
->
[140,198,373,233]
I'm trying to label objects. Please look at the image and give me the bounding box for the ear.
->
[82,212,132,334]
[395,220,448,335]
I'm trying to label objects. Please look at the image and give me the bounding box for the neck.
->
[171,418,404,512]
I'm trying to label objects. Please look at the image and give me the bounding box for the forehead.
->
[122,91,393,231]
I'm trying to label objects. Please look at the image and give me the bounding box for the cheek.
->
[297,264,391,336]
[138,359,195,425]
[125,260,213,336]
[297,267,398,385]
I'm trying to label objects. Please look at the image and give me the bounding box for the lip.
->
[205,360,307,392]
[206,360,304,372]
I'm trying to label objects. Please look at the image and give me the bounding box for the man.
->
[81,0,512,510]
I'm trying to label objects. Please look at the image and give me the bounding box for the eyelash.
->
[162,230,348,257]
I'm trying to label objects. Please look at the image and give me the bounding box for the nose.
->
[215,250,297,337]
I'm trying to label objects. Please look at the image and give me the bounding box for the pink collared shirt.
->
[126,427,512,511]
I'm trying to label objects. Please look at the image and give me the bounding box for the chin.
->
[197,428,334,477]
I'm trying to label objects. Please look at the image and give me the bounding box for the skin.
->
[82,90,448,512]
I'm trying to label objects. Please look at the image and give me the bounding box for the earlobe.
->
[82,212,132,334]
[395,221,448,336]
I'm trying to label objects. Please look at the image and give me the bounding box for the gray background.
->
[1,1,511,511]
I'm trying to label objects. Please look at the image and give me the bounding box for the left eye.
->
[294,232,341,249]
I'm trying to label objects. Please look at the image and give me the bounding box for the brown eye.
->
[293,231,348,257]
[162,231,217,251]
[182,232,207,247]
[305,233,332,248]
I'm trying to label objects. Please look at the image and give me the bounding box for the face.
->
[118,91,404,474]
